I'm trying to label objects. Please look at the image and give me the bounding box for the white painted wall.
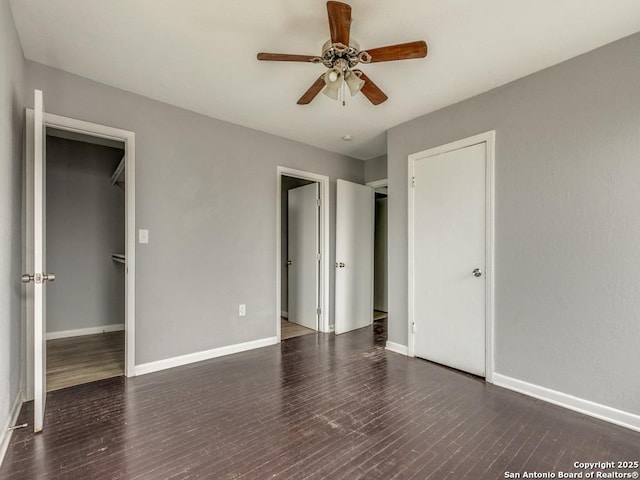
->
[364,155,387,183]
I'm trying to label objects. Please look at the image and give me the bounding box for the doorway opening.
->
[276,167,330,341]
[25,105,136,420]
[44,129,126,391]
[367,179,388,344]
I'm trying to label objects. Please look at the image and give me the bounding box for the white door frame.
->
[407,131,495,383]
[25,109,136,395]
[276,167,330,338]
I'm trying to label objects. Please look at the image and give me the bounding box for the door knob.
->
[21,273,55,283]
[287,260,292,266]
[472,268,482,277]
[335,262,345,268]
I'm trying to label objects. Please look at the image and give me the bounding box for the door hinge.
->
[411,176,416,188]
[316,307,321,316]
[317,253,321,261]
[412,322,416,333]
[316,199,321,206]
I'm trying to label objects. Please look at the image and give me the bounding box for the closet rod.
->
[111,253,126,264]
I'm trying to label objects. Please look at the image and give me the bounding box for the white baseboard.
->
[135,336,279,376]
[385,341,408,356]
[493,373,640,433]
[46,323,124,340]
[281,311,288,319]
[0,389,24,466]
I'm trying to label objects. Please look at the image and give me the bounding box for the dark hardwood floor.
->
[1,320,639,479]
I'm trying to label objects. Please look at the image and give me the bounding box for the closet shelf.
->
[111,155,125,187]
[111,253,126,264]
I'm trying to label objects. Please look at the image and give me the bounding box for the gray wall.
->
[280,176,314,316]
[25,61,363,364]
[387,33,640,414]
[46,136,125,334]
[364,155,387,183]
[0,0,24,446]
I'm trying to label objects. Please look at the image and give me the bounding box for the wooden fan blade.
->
[297,76,326,105]
[355,71,388,105]
[257,53,318,62]
[327,1,351,46]
[365,41,428,63]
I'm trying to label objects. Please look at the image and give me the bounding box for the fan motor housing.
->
[318,39,370,69]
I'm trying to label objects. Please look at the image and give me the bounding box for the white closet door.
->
[413,142,486,376]
[30,89,49,432]
[287,183,319,330]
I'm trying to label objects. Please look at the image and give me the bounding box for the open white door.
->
[287,183,319,330]
[23,89,51,432]
[335,180,374,334]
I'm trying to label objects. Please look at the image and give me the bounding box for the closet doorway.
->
[45,129,126,391]
[25,103,136,427]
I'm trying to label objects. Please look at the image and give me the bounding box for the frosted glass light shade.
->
[323,69,343,100]
[345,71,365,96]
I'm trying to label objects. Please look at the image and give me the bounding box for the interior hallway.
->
[2,319,638,479]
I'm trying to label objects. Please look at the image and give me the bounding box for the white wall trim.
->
[276,166,331,338]
[0,389,24,466]
[494,373,640,433]
[385,341,408,356]
[407,131,496,383]
[46,324,124,340]
[25,109,137,384]
[135,336,278,376]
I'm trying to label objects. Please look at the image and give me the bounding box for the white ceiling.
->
[9,1,640,160]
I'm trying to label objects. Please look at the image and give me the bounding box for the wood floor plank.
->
[2,320,639,480]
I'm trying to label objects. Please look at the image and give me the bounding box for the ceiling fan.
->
[257,1,428,106]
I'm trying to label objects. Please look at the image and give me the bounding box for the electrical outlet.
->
[239,304,246,317]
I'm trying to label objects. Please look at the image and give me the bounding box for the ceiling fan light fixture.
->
[257,2,428,105]
[323,68,344,99]
[345,71,365,96]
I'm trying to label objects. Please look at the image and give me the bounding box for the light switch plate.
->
[139,229,149,244]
